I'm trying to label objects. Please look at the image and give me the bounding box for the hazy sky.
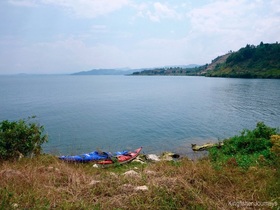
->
[0,0,279,74]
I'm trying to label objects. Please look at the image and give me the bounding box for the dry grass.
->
[0,155,279,209]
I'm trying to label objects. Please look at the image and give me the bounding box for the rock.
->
[146,154,160,162]
[135,185,148,191]
[131,155,147,164]
[162,156,173,161]
[12,203,19,208]
[132,158,146,164]
[121,184,148,192]
[161,152,180,161]
[123,170,140,177]
[89,180,101,186]
[191,142,224,151]
[92,164,99,168]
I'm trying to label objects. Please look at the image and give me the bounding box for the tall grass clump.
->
[209,122,279,169]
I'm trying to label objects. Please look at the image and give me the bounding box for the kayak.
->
[97,147,142,165]
[58,147,142,163]
[59,151,111,163]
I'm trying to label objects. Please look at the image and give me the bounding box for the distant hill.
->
[72,69,136,75]
[74,65,201,76]
[163,64,200,69]
[200,53,232,74]
[131,42,280,78]
[204,42,280,78]
[73,43,280,78]
[131,64,201,76]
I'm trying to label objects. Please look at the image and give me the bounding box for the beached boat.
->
[97,147,142,165]
[58,151,111,163]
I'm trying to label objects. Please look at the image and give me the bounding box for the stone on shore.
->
[123,170,140,177]
[146,154,160,162]
[135,185,148,191]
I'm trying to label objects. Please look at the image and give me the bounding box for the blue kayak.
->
[59,151,111,163]
[59,150,129,163]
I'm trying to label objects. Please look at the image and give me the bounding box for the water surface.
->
[0,75,279,155]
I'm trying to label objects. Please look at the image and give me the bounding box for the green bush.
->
[209,122,278,169]
[0,116,48,160]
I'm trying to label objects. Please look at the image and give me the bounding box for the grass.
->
[1,122,279,209]
[0,154,279,209]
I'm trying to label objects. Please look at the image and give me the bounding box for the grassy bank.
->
[1,122,279,209]
[0,154,279,209]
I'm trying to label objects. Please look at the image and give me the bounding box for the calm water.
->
[0,75,279,155]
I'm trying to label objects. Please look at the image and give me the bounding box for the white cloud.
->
[134,2,182,22]
[3,0,280,73]
[150,2,180,22]
[187,0,280,52]
[8,0,131,18]
[189,0,248,34]
[8,0,38,7]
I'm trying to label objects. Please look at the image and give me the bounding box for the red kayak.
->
[97,147,142,165]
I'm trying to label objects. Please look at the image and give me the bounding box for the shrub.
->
[270,135,280,157]
[0,116,48,160]
[209,122,278,169]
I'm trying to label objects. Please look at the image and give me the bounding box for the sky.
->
[0,0,279,74]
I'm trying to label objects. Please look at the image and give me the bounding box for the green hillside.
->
[205,42,280,78]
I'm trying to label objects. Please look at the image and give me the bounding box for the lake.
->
[0,75,279,156]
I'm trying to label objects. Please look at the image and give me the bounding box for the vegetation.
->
[0,120,279,209]
[132,66,204,76]
[132,42,280,78]
[0,117,48,160]
[209,122,279,169]
[206,42,280,78]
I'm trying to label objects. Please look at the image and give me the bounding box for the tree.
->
[0,116,48,160]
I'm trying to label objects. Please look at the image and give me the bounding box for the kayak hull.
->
[59,151,110,163]
[97,147,142,165]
